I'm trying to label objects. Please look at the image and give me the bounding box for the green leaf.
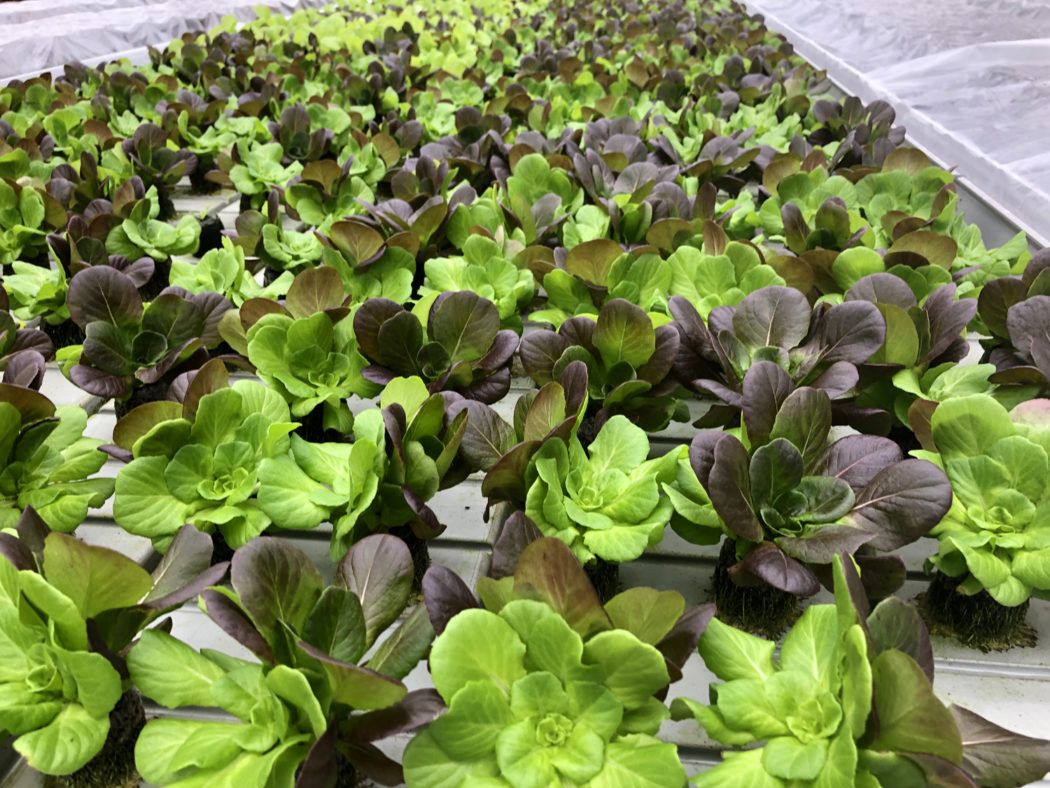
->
[14,704,109,776]
[840,624,872,734]
[779,605,838,684]
[593,299,655,368]
[427,680,515,760]
[590,734,687,788]
[367,604,435,680]
[42,533,153,619]
[264,665,327,738]
[587,415,651,474]
[583,630,669,710]
[694,748,786,787]
[402,728,501,787]
[698,617,776,681]
[813,729,859,788]
[128,630,226,708]
[302,586,366,664]
[715,679,790,739]
[428,608,526,700]
[604,588,685,645]
[133,718,245,785]
[931,395,1015,459]
[868,304,919,366]
[17,571,87,650]
[832,248,885,291]
[762,736,829,780]
[870,649,963,763]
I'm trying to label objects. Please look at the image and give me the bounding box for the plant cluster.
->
[0,0,1048,783]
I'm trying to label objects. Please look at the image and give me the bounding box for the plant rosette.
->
[672,555,1050,788]
[257,375,470,562]
[523,414,681,572]
[135,534,439,786]
[677,368,952,634]
[920,394,1050,648]
[405,537,714,788]
[63,266,228,410]
[353,290,518,405]
[168,236,292,306]
[230,267,379,436]
[0,384,113,532]
[0,515,226,785]
[668,285,885,430]
[111,374,302,551]
[519,299,684,434]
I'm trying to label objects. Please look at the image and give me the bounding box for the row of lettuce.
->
[4,510,1050,786]
[1,0,1049,783]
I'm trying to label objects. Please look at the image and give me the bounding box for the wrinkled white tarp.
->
[744,0,1050,246]
[0,0,329,83]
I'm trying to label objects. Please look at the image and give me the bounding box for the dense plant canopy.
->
[0,0,1047,783]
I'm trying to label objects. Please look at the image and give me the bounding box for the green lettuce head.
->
[404,590,686,788]
[258,376,469,559]
[112,379,299,549]
[928,395,1050,606]
[0,549,122,776]
[420,233,536,330]
[233,267,379,434]
[0,386,113,532]
[674,555,1050,787]
[524,415,679,565]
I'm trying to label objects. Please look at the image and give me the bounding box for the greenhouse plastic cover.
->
[744,0,1050,246]
[0,0,328,84]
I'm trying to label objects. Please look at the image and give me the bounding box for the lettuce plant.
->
[977,251,1050,397]
[524,415,681,566]
[285,157,376,227]
[65,266,227,403]
[529,240,671,327]
[317,219,416,304]
[141,535,439,786]
[420,233,536,329]
[670,285,885,427]
[405,537,711,788]
[226,140,303,206]
[257,376,469,560]
[680,370,951,624]
[112,376,300,550]
[672,555,1050,787]
[353,291,517,404]
[501,152,584,245]
[129,632,328,785]
[121,123,197,220]
[520,299,683,432]
[453,360,588,509]
[169,236,292,305]
[0,385,113,532]
[105,195,200,261]
[243,267,378,433]
[666,238,785,318]
[0,519,225,779]
[841,275,979,434]
[923,395,1050,643]
[2,261,70,327]
[0,178,55,264]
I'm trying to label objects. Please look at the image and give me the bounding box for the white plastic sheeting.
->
[744,0,1050,246]
[0,0,329,83]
